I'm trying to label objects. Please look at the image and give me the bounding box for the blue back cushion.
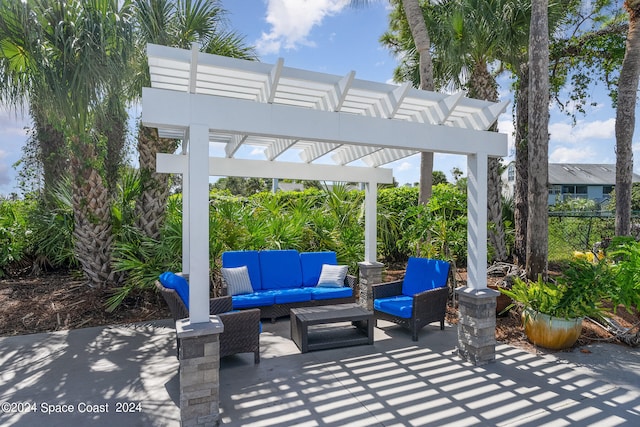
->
[259,250,302,289]
[300,251,337,287]
[401,257,450,296]
[222,250,262,290]
[159,272,190,309]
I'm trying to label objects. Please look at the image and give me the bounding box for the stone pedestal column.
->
[358,261,384,310]
[176,316,224,427]
[456,287,499,366]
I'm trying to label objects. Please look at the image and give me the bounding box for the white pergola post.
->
[182,166,190,274]
[187,124,210,323]
[466,152,488,290]
[364,181,377,263]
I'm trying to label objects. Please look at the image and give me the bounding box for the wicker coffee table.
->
[290,303,374,353]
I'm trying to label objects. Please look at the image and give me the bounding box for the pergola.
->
[142,43,508,325]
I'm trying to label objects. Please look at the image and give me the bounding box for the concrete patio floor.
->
[1,317,639,426]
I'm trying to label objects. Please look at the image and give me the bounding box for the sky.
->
[0,0,634,196]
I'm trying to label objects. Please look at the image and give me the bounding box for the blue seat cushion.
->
[222,250,262,291]
[374,295,414,319]
[269,288,312,304]
[300,251,338,287]
[309,286,352,300]
[259,250,303,290]
[231,292,275,309]
[159,272,189,309]
[402,257,450,296]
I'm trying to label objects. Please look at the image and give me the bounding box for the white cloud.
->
[549,118,615,144]
[549,146,597,163]
[397,161,413,172]
[256,0,350,55]
[497,117,515,156]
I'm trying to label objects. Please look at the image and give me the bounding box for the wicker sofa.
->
[221,250,357,322]
[156,277,261,364]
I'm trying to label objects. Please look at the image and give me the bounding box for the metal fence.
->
[548,211,640,261]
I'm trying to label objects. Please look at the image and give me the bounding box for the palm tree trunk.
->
[514,63,529,266]
[402,0,435,204]
[31,105,67,203]
[136,123,179,240]
[70,142,115,288]
[526,0,550,280]
[615,1,640,236]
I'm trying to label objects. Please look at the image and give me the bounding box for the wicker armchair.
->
[372,257,450,341]
[155,281,261,364]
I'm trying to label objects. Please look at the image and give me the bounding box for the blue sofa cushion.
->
[231,292,275,309]
[159,272,189,309]
[270,288,313,304]
[300,251,338,287]
[259,250,303,290]
[374,295,414,319]
[310,286,352,301]
[402,257,450,296]
[222,250,262,291]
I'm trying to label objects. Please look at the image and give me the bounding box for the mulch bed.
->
[0,270,170,336]
[1,268,638,355]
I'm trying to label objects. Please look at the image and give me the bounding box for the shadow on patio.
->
[219,320,640,426]
[0,318,638,426]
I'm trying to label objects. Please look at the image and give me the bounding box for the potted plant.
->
[499,258,616,350]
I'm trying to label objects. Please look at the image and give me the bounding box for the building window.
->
[507,164,515,182]
[561,185,588,200]
[603,185,614,195]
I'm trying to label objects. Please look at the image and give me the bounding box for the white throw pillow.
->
[221,266,254,295]
[316,264,348,288]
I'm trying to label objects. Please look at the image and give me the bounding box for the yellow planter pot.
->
[522,309,583,350]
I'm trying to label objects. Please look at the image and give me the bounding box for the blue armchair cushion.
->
[231,292,276,309]
[222,250,262,290]
[316,264,348,287]
[402,257,450,296]
[374,295,414,319]
[259,250,303,290]
[310,286,352,300]
[159,272,189,309]
[300,251,338,287]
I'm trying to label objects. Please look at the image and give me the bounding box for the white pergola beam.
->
[265,138,297,160]
[225,134,247,157]
[142,88,508,157]
[157,153,394,183]
[265,58,284,103]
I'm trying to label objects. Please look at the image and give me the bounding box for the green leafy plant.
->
[500,258,622,319]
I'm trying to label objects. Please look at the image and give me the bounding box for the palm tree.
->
[0,2,67,203]
[353,0,435,204]
[526,0,550,279]
[131,0,256,241]
[384,0,535,262]
[615,0,640,236]
[0,0,134,287]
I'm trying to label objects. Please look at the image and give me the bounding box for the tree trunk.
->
[32,105,67,203]
[403,0,435,205]
[526,0,549,280]
[70,142,115,288]
[514,63,529,266]
[96,96,128,194]
[468,62,507,262]
[136,123,179,240]
[615,1,640,236]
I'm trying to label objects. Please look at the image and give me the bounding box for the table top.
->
[291,303,372,323]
